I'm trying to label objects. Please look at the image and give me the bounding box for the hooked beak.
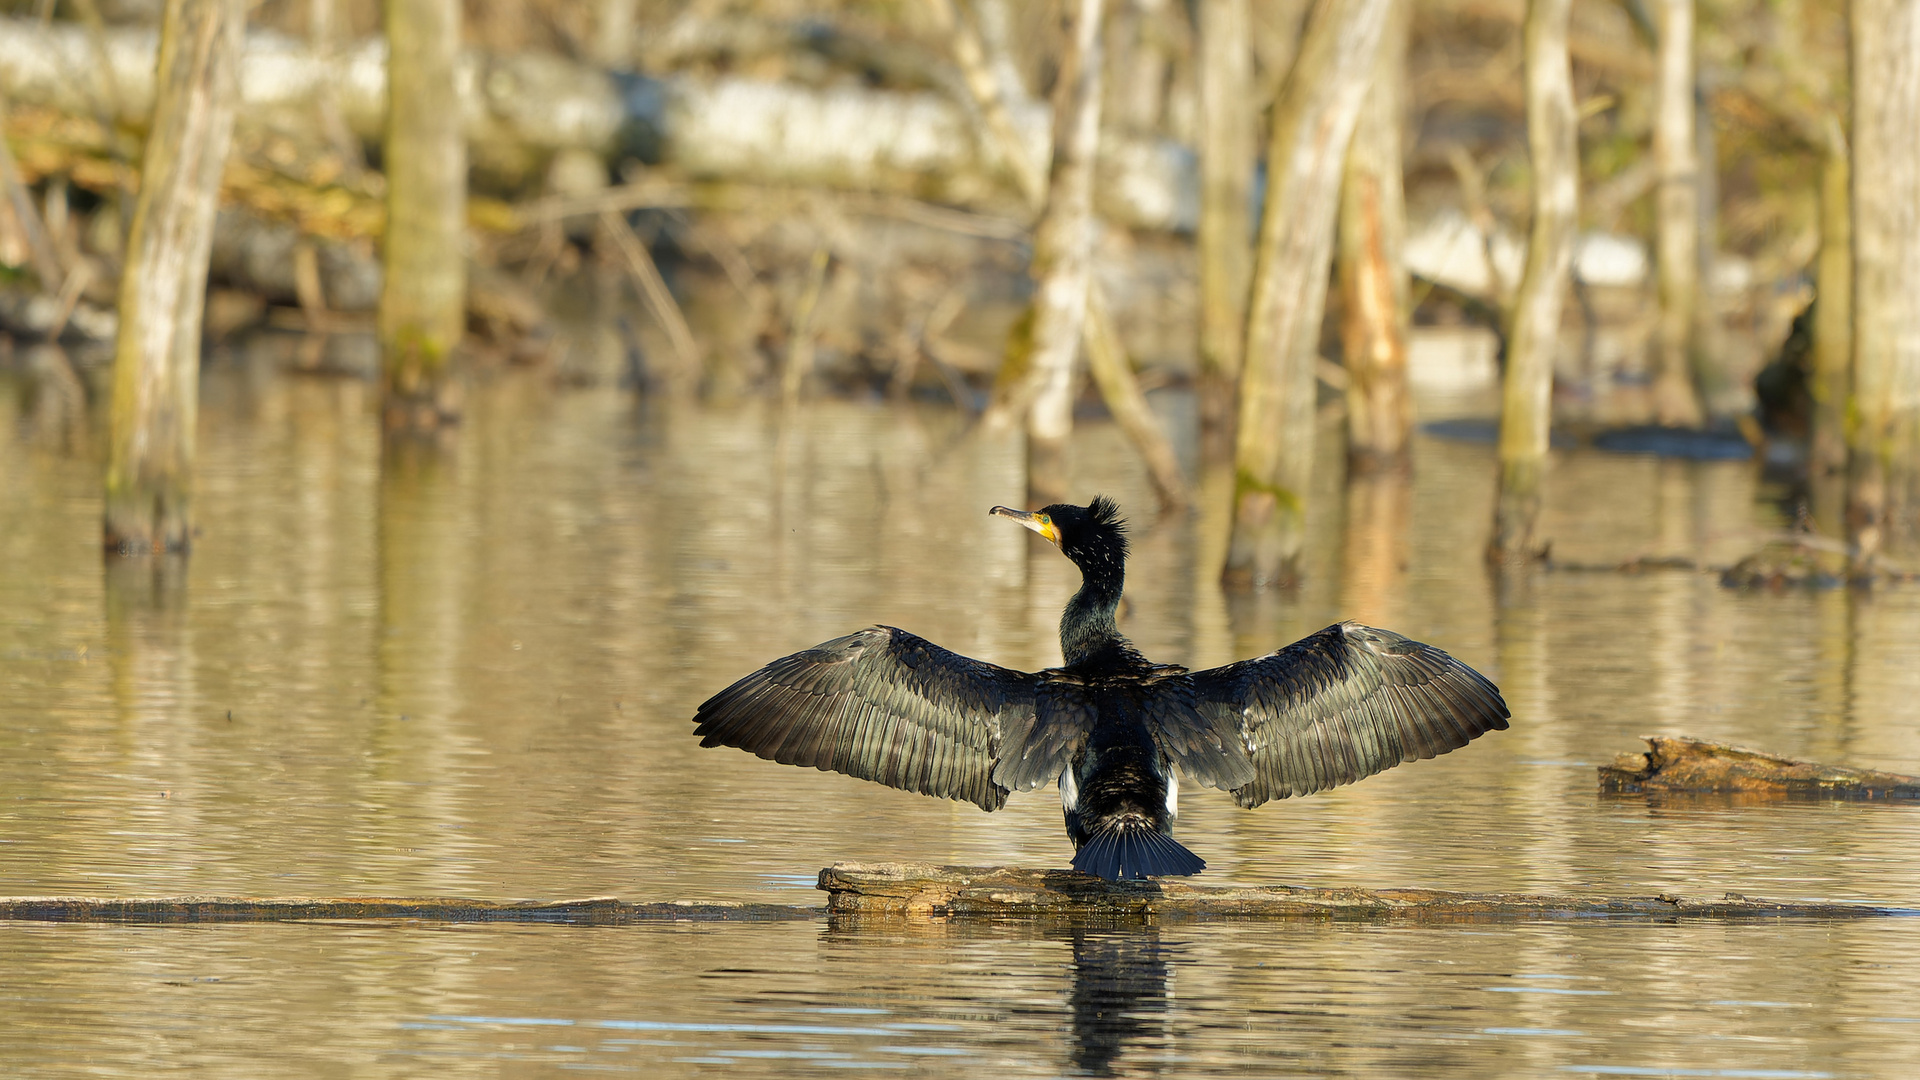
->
[990,505,1061,545]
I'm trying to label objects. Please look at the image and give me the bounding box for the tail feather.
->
[1072,824,1205,881]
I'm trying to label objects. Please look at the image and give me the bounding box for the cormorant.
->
[691,497,1509,880]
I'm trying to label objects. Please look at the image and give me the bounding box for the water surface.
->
[4,358,1920,1076]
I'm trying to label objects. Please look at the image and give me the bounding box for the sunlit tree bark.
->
[1490,0,1577,563]
[379,0,467,431]
[1652,0,1705,426]
[103,0,242,554]
[1336,0,1411,474]
[1196,0,1255,458]
[1224,0,1390,589]
[1846,0,1920,571]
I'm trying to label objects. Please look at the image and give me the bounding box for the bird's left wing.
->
[1180,622,1510,807]
[692,626,1039,811]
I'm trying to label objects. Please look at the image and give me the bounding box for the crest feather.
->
[1086,495,1129,556]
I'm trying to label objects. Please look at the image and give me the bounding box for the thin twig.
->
[0,92,67,289]
[782,246,832,406]
[1084,288,1190,509]
[598,209,701,384]
[43,259,94,341]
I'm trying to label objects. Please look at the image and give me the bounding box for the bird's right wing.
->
[1183,622,1510,807]
[692,626,1039,811]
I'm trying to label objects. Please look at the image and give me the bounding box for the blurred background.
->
[0,0,1865,462]
[7,2,1920,1075]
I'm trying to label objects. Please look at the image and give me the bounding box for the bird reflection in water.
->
[1067,929,1171,1077]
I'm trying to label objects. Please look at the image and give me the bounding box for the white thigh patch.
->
[1165,769,1179,820]
[1060,767,1079,814]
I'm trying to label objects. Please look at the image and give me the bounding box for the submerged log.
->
[5,872,1905,925]
[0,895,816,924]
[818,862,1909,920]
[1601,735,1920,799]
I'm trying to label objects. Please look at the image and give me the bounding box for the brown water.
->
[5,352,1920,1077]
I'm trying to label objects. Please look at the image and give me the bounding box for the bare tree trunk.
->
[1652,0,1705,426]
[1021,0,1106,504]
[939,0,1186,508]
[1692,85,1725,408]
[592,0,639,70]
[1196,0,1255,459]
[306,0,364,178]
[1490,0,1577,563]
[379,0,467,432]
[1846,0,1920,571]
[1810,119,1851,532]
[1336,0,1411,474]
[919,0,1046,204]
[102,0,241,555]
[1224,0,1390,589]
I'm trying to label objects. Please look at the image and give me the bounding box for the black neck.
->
[1059,550,1125,667]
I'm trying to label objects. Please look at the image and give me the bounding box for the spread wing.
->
[691,626,1039,811]
[1182,622,1510,807]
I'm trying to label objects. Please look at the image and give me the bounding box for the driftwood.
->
[0,16,1194,232]
[0,895,816,924]
[818,862,1910,920]
[1601,735,1920,799]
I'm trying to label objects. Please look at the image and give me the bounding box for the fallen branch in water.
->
[1600,735,1920,799]
[817,862,1911,920]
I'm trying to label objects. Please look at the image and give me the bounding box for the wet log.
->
[1600,735,1920,799]
[818,862,1910,920]
[0,896,816,924]
[0,16,1195,232]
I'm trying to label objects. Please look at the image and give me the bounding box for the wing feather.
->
[692,626,1036,811]
[1181,622,1510,807]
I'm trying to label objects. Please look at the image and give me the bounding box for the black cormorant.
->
[691,496,1509,880]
